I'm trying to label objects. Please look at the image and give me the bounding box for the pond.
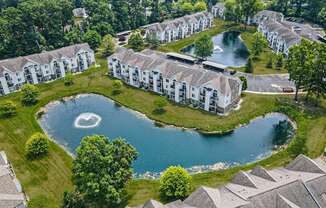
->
[39,94,292,177]
[181,31,250,67]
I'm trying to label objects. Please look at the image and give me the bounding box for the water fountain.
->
[74,112,102,129]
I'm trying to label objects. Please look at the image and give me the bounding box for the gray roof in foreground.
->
[136,154,326,208]
[0,151,27,208]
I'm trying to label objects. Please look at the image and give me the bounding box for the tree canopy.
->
[71,135,138,207]
[194,34,214,60]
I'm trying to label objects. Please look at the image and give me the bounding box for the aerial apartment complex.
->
[0,43,95,96]
[138,154,326,208]
[143,11,213,43]
[108,48,242,114]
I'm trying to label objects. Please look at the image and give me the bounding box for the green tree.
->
[286,39,314,101]
[25,133,49,159]
[72,135,138,207]
[83,30,101,50]
[272,120,294,145]
[62,191,86,208]
[181,2,194,14]
[112,80,123,95]
[237,0,263,25]
[245,57,254,73]
[159,166,192,200]
[0,100,17,118]
[101,34,115,57]
[194,1,207,12]
[64,27,83,45]
[194,34,213,60]
[266,56,273,68]
[153,97,168,113]
[128,32,144,51]
[318,8,326,27]
[251,32,268,58]
[64,73,74,86]
[239,76,248,90]
[21,84,40,105]
[275,54,283,69]
[145,33,160,49]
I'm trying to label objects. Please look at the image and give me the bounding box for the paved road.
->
[236,73,295,94]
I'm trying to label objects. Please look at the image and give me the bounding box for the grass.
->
[159,19,288,75]
[0,55,325,207]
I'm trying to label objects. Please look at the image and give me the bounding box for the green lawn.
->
[0,56,324,207]
[159,19,288,75]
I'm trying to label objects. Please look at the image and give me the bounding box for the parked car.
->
[282,87,294,93]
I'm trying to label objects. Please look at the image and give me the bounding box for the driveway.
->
[236,73,296,94]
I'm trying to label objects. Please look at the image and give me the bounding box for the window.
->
[192,93,195,98]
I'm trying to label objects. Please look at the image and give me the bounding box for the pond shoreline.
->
[36,93,296,179]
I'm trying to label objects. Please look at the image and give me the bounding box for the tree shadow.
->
[152,108,166,115]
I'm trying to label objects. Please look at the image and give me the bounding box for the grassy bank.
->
[159,19,287,75]
[0,57,324,207]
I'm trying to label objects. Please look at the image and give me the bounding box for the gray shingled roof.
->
[109,48,241,101]
[136,155,326,208]
[0,43,91,76]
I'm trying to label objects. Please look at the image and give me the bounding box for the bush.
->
[112,80,123,95]
[275,54,283,69]
[0,101,17,118]
[25,133,49,159]
[153,97,168,114]
[239,76,248,91]
[64,73,74,86]
[266,56,273,68]
[21,84,40,105]
[245,57,254,73]
[159,166,192,200]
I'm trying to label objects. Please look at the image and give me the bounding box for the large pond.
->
[181,31,250,67]
[39,94,292,177]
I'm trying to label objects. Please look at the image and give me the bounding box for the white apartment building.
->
[0,43,95,96]
[108,48,242,114]
[211,3,226,19]
[143,12,214,43]
[254,10,325,55]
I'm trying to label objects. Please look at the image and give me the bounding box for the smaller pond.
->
[39,94,293,178]
[182,31,250,67]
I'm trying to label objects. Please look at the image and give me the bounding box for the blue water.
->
[39,94,288,175]
[182,31,249,67]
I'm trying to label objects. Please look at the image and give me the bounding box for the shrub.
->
[275,54,283,69]
[153,97,168,114]
[25,133,49,159]
[0,101,17,118]
[245,57,254,73]
[64,73,74,86]
[266,56,273,68]
[239,76,248,91]
[159,166,192,200]
[21,84,40,105]
[112,80,123,95]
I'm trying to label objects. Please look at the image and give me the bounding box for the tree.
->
[275,54,283,69]
[64,73,74,86]
[266,56,273,68]
[272,120,294,145]
[25,133,49,159]
[251,32,268,58]
[239,76,248,90]
[62,191,86,208]
[245,57,254,73]
[128,32,144,51]
[72,135,138,207]
[194,34,214,60]
[145,33,160,49]
[180,2,194,14]
[318,8,326,27]
[308,42,326,101]
[83,30,101,50]
[112,80,123,95]
[194,1,207,12]
[0,100,17,118]
[21,84,40,105]
[101,34,115,57]
[159,166,192,200]
[237,0,263,25]
[285,39,314,101]
[153,97,168,113]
